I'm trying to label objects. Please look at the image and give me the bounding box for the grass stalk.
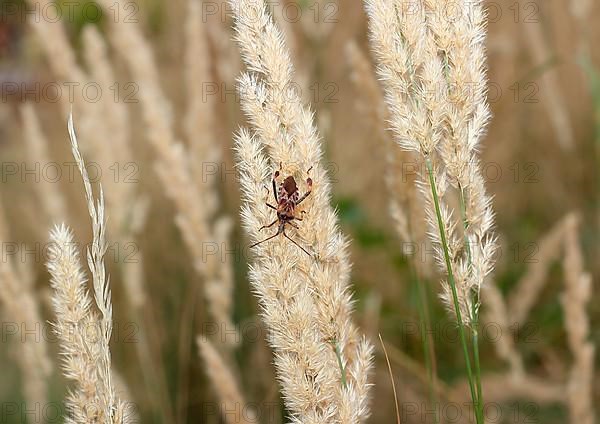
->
[412,263,439,423]
[333,340,348,388]
[425,158,482,423]
[379,334,401,424]
[458,185,485,421]
[472,318,483,421]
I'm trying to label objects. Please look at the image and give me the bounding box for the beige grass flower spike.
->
[46,114,130,423]
[231,0,372,421]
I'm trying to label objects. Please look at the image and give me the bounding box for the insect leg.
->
[259,219,278,231]
[265,203,277,210]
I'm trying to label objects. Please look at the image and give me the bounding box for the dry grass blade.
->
[68,114,113,382]
[44,114,130,423]
[378,334,400,424]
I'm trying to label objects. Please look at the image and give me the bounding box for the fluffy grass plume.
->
[365,0,497,421]
[95,0,238,341]
[508,216,570,323]
[231,0,372,421]
[20,103,68,225]
[183,0,237,341]
[345,40,431,278]
[480,213,595,413]
[562,214,594,424]
[0,199,52,412]
[197,337,254,424]
[46,114,129,423]
[364,0,497,325]
[24,0,86,111]
[94,1,244,420]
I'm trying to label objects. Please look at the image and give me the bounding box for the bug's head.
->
[283,176,297,194]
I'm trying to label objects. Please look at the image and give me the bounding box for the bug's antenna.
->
[249,232,281,249]
[283,231,312,257]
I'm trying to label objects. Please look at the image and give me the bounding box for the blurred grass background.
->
[0,0,598,422]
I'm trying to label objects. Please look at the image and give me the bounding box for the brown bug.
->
[250,165,313,255]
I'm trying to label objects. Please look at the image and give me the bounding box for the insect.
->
[250,165,313,256]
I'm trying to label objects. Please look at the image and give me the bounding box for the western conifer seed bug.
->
[250,165,313,256]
